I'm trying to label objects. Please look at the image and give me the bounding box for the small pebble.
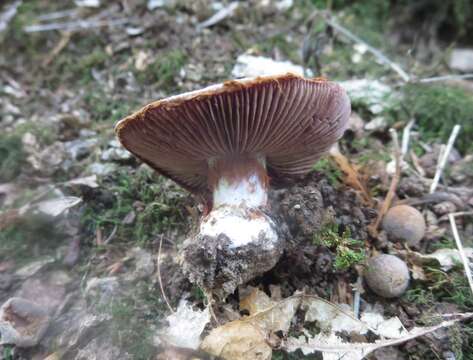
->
[364,254,410,298]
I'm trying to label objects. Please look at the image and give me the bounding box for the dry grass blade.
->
[448,213,473,296]
[42,31,72,67]
[158,235,175,313]
[323,13,410,82]
[430,125,461,193]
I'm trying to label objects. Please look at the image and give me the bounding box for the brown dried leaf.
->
[200,320,271,360]
[329,145,372,205]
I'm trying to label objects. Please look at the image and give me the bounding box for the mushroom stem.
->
[209,156,269,208]
[200,156,278,248]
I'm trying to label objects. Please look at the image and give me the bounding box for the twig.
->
[448,213,473,296]
[410,150,426,177]
[401,119,415,159]
[369,129,401,234]
[324,15,410,82]
[196,1,239,31]
[42,31,72,67]
[24,17,128,33]
[353,276,362,319]
[104,224,118,244]
[417,74,473,83]
[0,0,22,33]
[36,9,79,22]
[157,235,175,313]
[448,211,473,218]
[396,192,464,209]
[430,125,461,194]
[205,291,220,325]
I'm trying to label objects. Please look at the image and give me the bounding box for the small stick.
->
[430,125,461,194]
[104,224,118,244]
[42,31,72,67]
[448,213,473,296]
[401,119,415,159]
[369,129,401,234]
[417,74,473,83]
[0,0,22,33]
[205,291,220,325]
[410,150,426,177]
[24,18,128,33]
[448,211,473,218]
[324,15,410,82]
[157,235,175,313]
[353,276,362,319]
[36,9,79,22]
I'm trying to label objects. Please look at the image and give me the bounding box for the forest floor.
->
[1,1,473,359]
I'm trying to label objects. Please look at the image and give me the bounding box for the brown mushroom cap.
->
[115,73,350,196]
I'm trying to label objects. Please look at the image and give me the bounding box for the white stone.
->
[232,54,310,78]
[449,48,473,72]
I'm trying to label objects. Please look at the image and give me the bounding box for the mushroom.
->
[364,254,410,298]
[116,73,350,296]
[382,205,426,248]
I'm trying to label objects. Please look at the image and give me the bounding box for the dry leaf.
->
[156,300,210,350]
[200,320,271,360]
[240,287,301,333]
[65,175,99,188]
[405,248,473,272]
[329,145,372,205]
[283,313,473,360]
[32,196,82,217]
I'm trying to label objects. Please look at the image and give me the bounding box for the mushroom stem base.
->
[181,210,284,297]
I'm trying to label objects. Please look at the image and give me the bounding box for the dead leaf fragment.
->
[200,320,271,360]
[32,196,82,217]
[157,300,210,350]
[283,313,473,360]
[329,145,372,205]
[405,248,473,271]
[240,287,300,333]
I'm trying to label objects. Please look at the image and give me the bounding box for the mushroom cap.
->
[382,205,426,247]
[116,73,350,196]
[364,254,410,298]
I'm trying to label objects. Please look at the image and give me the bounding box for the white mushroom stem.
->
[199,157,278,248]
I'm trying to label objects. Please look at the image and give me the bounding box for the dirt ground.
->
[1,1,473,359]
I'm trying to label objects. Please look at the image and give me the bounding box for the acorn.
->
[382,205,426,247]
[364,254,410,298]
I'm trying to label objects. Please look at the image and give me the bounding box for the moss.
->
[135,49,187,90]
[82,168,189,246]
[0,217,63,264]
[83,88,135,123]
[255,34,300,64]
[404,265,473,358]
[272,350,319,359]
[13,121,57,146]
[0,134,24,182]
[2,346,14,360]
[401,84,473,153]
[106,298,156,359]
[313,223,365,271]
[312,158,342,187]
